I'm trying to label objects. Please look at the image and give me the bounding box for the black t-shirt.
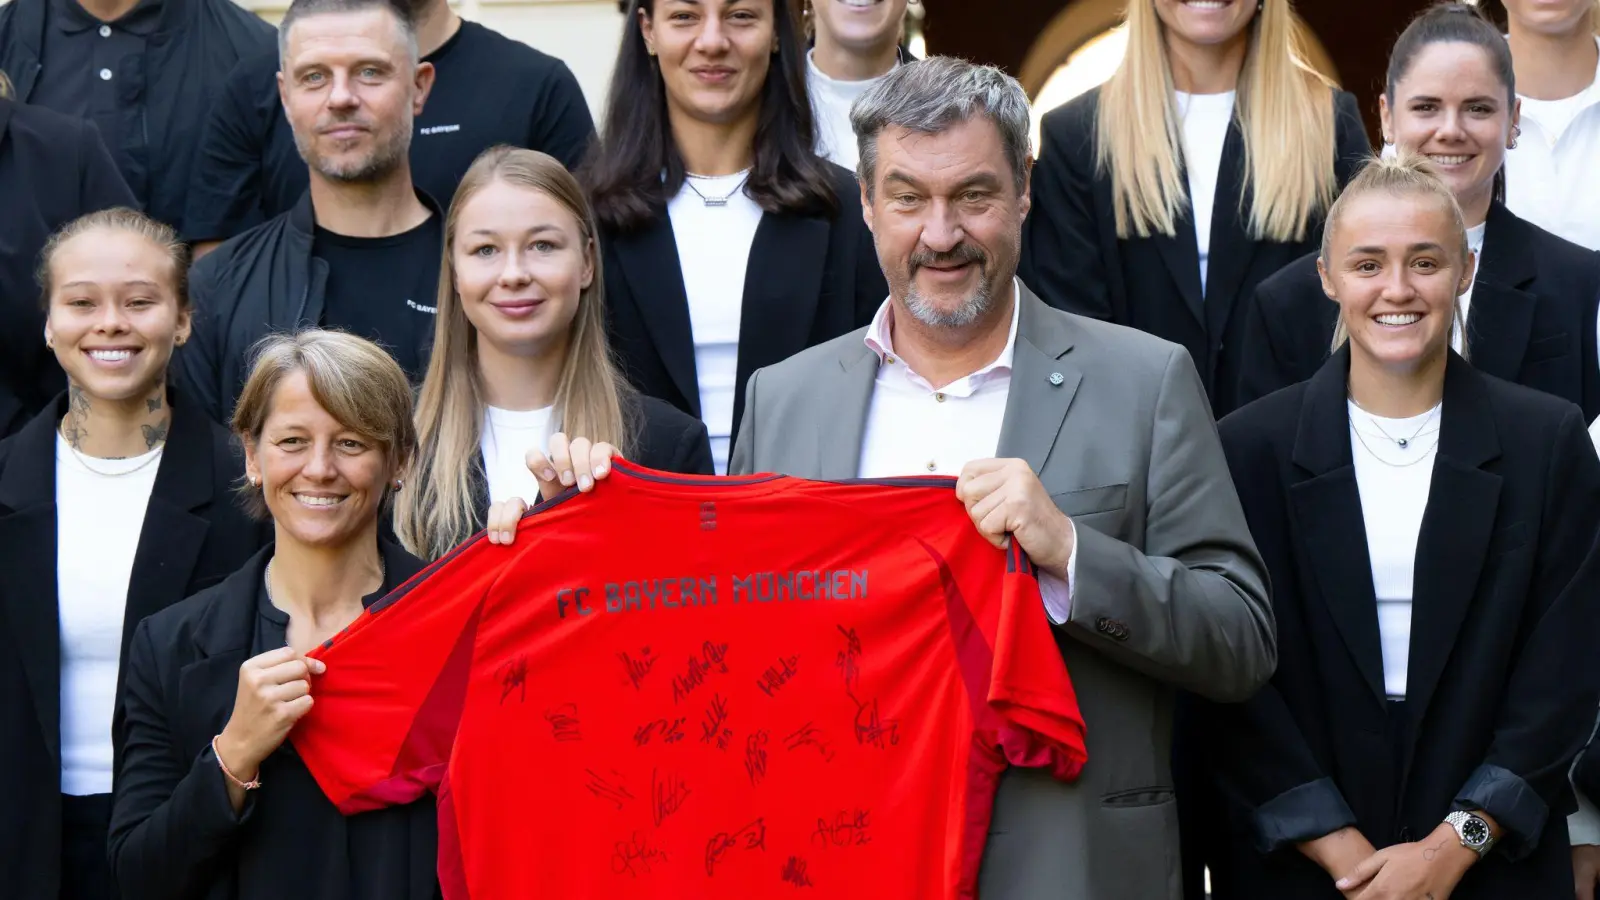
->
[313,214,443,382]
[184,19,596,241]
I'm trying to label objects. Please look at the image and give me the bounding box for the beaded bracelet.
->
[211,735,261,790]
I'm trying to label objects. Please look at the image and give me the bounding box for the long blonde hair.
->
[394,147,633,560]
[1096,0,1338,242]
[1324,151,1469,357]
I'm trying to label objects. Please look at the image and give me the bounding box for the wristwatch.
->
[1445,810,1496,858]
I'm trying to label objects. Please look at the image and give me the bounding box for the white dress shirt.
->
[56,436,162,795]
[1175,90,1236,295]
[481,405,554,504]
[858,280,1076,622]
[1349,401,1441,699]
[668,171,763,474]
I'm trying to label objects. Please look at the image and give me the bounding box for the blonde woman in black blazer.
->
[1197,153,1600,899]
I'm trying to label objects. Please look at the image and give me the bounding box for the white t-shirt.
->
[1454,220,1489,353]
[806,50,893,171]
[480,405,554,504]
[1349,401,1442,700]
[667,171,763,475]
[56,435,162,795]
[1505,37,1600,252]
[1175,90,1237,296]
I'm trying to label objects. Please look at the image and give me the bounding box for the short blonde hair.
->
[1322,150,1469,355]
[232,329,418,518]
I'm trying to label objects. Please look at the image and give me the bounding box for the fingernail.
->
[560,470,574,486]
[578,475,593,491]
[1336,880,1349,890]
[596,463,609,477]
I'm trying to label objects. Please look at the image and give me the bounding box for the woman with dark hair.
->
[1236,2,1600,421]
[1022,0,1371,416]
[1200,151,1600,900]
[108,330,436,900]
[0,209,263,900]
[583,0,886,473]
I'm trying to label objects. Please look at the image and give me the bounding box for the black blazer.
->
[467,393,714,525]
[109,539,437,900]
[1196,350,1600,899]
[0,391,266,899]
[0,98,137,438]
[1022,86,1371,416]
[1235,202,1600,419]
[602,164,887,446]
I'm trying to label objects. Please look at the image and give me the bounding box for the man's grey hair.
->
[278,0,420,68]
[850,57,1032,199]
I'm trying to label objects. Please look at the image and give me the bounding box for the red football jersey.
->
[293,463,1087,900]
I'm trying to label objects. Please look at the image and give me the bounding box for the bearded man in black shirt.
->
[177,0,446,424]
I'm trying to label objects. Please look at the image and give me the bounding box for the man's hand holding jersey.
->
[486,438,1073,585]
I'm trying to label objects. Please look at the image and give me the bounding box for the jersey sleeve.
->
[989,544,1089,782]
[291,540,501,814]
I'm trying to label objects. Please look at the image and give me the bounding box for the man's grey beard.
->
[296,120,411,184]
[904,277,994,329]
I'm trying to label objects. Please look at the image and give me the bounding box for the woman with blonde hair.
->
[1236,2,1600,421]
[394,145,711,561]
[1196,151,1600,899]
[110,329,440,900]
[1023,0,1370,416]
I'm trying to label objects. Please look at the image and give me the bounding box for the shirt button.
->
[98,24,111,36]
[99,68,113,81]
[934,392,946,403]
[885,355,896,365]
[925,460,937,472]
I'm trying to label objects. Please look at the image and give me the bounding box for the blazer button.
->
[1096,617,1113,634]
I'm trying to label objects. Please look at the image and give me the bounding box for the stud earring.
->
[1509,125,1521,150]
[249,476,259,487]
[393,479,405,491]
[1257,0,1264,11]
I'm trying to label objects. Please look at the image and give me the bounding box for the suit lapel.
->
[1152,218,1205,327]
[997,286,1080,469]
[176,548,271,753]
[734,212,829,438]
[612,216,699,415]
[121,400,215,676]
[1463,204,1539,382]
[0,403,64,760]
[1288,350,1387,705]
[1403,356,1501,766]
[817,340,879,480]
[1462,281,1534,383]
[1202,121,1257,342]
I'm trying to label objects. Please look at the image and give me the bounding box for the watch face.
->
[1461,816,1491,846]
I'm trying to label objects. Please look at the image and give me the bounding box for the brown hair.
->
[232,329,418,519]
[394,146,634,560]
[1322,150,1470,355]
[36,207,191,310]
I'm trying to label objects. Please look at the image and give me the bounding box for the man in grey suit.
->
[726,57,1275,899]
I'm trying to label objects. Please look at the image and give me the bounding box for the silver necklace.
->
[63,433,164,477]
[683,171,751,208]
[1352,403,1439,450]
[1350,420,1439,468]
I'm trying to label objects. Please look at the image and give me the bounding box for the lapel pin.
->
[1049,372,1065,386]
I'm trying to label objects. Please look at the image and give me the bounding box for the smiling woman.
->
[1236,2,1600,419]
[107,328,438,900]
[1194,150,1600,900]
[0,208,264,900]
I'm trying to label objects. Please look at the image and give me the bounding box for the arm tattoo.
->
[1421,836,1449,861]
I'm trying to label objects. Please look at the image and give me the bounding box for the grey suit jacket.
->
[730,284,1274,900]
